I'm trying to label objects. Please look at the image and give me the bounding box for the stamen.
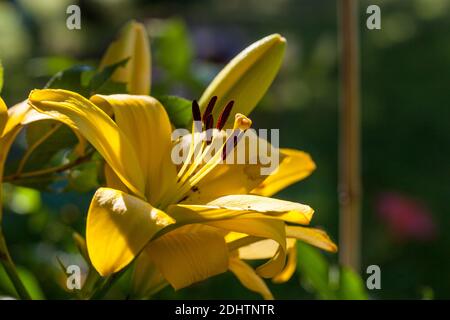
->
[222,130,241,161]
[216,100,234,130]
[205,114,214,145]
[192,100,201,122]
[202,96,217,122]
[234,113,252,131]
[205,114,214,131]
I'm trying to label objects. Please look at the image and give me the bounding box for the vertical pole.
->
[338,0,361,272]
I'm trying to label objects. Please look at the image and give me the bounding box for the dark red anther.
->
[221,130,240,160]
[222,145,227,161]
[205,114,214,131]
[192,100,201,122]
[216,100,234,130]
[205,114,214,144]
[202,96,217,123]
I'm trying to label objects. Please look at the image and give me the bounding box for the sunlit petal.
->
[207,218,286,278]
[170,194,313,225]
[29,89,146,198]
[143,225,229,290]
[229,256,274,300]
[252,149,316,197]
[272,239,297,283]
[86,187,175,276]
[286,226,337,253]
[91,94,177,204]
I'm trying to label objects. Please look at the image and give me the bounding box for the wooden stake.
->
[338,0,362,272]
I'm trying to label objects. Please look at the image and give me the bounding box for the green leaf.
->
[24,121,79,172]
[45,60,129,98]
[154,19,193,79]
[296,242,336,299]
[88,58,129,93]
[158,95,193,129]
[16,267,45,300]
[66,160,100,193]
[92,80,127,96]
[337,267,368,300]
[0,265,44,300]
[45,65,94,97]
[7,121,79,190]
[296,243,368,300]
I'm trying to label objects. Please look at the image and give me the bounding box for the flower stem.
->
[89,269,124,300]
[338,0,362,272]
[0,229,32,300]
[3,150,95,183]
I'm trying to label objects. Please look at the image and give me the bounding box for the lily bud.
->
[100,20,151,95]
[199,34,286,128]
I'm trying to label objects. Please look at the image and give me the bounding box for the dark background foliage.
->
[0,0,448,299]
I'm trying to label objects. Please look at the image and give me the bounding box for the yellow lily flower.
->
[99,20,151,95]
[28,89,336,299]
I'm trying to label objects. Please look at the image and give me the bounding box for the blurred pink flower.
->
[376,192,437,242]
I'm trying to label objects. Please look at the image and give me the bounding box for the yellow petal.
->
[199,34,286,128]
[230,236,296,261]
[100,20,151,95]
[2,100,30,137]
[206,218,287,278]
[104,163,129,193]
[143,226,229,290]
[86,188,175,276]
[0,97,7,135]
[236,239,280,260]
[28,89,146,198]
[286,226,337,253]
[272,239,297,283]
[229,256,274,300]
[91,94,177,204]
[132,251,168,298]
[0,128,22,221]
[171,194,313,225]
[252,149,316,197]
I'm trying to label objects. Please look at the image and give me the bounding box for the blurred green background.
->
[1,0,449,299]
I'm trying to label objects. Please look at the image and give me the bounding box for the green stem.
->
[3,149,95,183]
[89,270,124,300]
[0,229,32,300]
